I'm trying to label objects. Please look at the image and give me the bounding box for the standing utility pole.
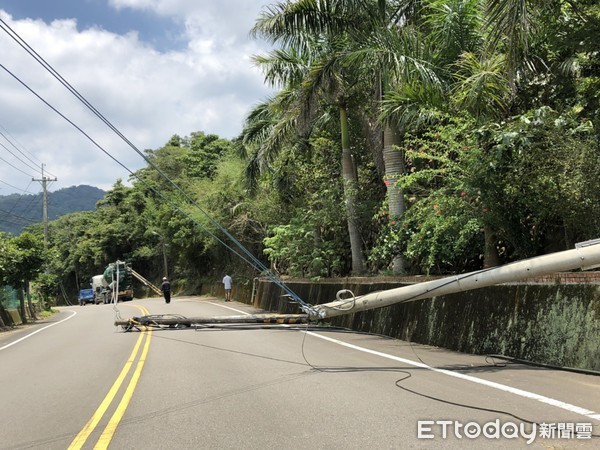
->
[33,164,57,248]
[152,231,169,278]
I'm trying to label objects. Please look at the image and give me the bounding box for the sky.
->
[0,0,276,196]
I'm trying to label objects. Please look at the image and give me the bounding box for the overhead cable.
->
[0,127,55,178]
[0,19,314,313]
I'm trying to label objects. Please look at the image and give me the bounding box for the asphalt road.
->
[0,296,598,449]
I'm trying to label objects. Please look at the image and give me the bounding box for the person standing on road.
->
[222,274,232,302]
[161,277,171,304]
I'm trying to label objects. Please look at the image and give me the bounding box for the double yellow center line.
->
[68,305,152,450]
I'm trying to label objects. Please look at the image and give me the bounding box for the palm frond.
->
[451,51,510,120]
[251,0,370,53]
[380,80,446,130]
[253,48,309,88]
[484,0,530,66]
[425,0,483,63]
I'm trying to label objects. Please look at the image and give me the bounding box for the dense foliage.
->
[1,0,599,305]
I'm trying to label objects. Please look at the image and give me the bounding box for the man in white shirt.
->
[222,274,232,301]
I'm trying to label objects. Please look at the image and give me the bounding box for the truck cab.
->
[78,288,96,305]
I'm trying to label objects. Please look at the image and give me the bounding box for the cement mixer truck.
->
[101,260,134,302]
[91,275,109,304]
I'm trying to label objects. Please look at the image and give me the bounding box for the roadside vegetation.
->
[1,1,599,315]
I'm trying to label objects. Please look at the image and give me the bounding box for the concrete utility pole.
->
[152,231,169,278]
[32,164,57,248]
[115,314,308,330]
[113,241,600,331]
[310,241,600,319]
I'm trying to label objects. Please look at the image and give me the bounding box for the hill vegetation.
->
[1,1,599,312]
[0,185,106,236]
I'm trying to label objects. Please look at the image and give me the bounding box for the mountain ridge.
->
[0,185,106,236]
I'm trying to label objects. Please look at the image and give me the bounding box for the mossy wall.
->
[246,279,600,371]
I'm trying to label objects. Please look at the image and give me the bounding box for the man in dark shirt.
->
[161,277,171,304]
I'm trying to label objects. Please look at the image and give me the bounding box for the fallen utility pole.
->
[115,240,600,330]
[310,241,600,320]
[115,313,308,330]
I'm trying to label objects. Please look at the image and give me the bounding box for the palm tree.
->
[380,0,567,267]
[248,6,369,274]
[239,87,303,193]
[251,0,442,274]
[372,0,510,268]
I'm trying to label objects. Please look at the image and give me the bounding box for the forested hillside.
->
[0,185,106,235]
[1,1,599,307]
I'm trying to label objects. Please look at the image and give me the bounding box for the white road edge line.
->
[207,301,248,315]
[0,310,77,351]
[206,300,600,422]
[306,330,600,422]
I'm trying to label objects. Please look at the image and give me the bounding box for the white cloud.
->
[0,1,274,195]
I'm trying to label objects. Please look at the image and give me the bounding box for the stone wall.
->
[201,274,600,371]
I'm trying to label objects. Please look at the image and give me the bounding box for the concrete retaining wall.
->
[201,274,600,371]
[6,309,23,326]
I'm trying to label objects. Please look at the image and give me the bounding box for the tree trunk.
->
[483,224,500,268]
[360,112,385,178]
[383,125,406,274]
[26,282,37,321]
[18,284,27,324]
[75,267,80,292]
[0,304,7,330]
[340,107,366,274]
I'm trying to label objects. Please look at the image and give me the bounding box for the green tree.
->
[0,233,11,329]
[184,132,234,179]
[474,107,600,256]
[0,232,46,323]
[386,114,485,273]
[251,0,441,274]
[392,104,600,274]
[250,17,369,274]
[262,135,349,277]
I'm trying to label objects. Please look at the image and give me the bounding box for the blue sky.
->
[0,0,274,195]
[1,0,185,51]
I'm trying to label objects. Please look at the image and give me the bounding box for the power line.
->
[0,121,57,179]
[0,151,35,177]
[0,128,54,177]
[2,180,39,218]
[0,140,40,176]
[0,178,33,193]
[0,17,315,314]
[0,207,39,226]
